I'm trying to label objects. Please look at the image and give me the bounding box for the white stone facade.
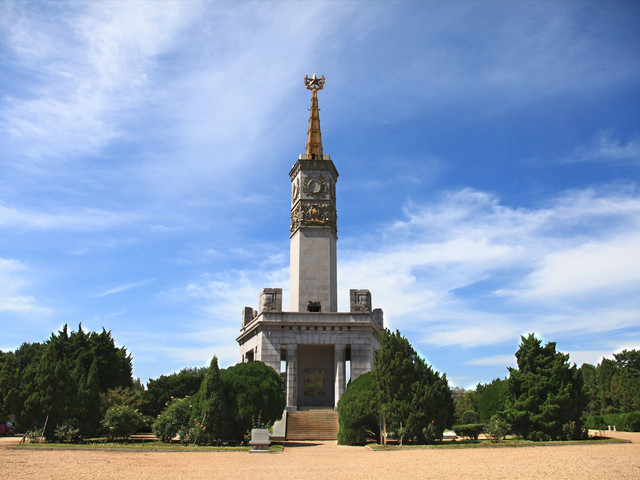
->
[237,308,383,410]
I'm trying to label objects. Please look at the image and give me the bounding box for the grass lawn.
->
[367,436,630,450]
[12,441,284,452]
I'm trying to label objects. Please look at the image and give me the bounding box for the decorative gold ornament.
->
[304,74,325,91]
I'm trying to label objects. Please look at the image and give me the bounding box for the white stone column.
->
[286,345,298,412]
[334,345,346,410]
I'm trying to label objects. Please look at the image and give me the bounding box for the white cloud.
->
[569,130,640,163]
[94,279,156,298]
[467,354,516,368]
[0,258,51,316]
[1,1,196,162]
[520,235,640,299]
[336,186,640,349]
[0,204,143,231]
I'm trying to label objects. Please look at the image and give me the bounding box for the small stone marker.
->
[249,428,270,453]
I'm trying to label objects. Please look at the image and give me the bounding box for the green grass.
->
[13,441,284,452]
[367,437,630,450]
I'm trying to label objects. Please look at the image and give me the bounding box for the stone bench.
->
[249,428,271,453]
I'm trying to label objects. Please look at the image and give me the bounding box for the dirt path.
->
[2,433,639,480]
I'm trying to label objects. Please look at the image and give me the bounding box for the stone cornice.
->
[289,158,339,181]
[236,311,382,344]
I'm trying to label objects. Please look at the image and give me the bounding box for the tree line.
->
[452,338,640,440]
[0,325,284,444]
[2,324,637,444]
[338,331,640,445]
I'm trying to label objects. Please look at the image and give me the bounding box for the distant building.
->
[236,75,383,410]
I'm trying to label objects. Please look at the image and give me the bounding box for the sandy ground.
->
[1,432,639,480]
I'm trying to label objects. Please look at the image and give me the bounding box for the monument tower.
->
[289,74,338,313]
[237,75,383,412]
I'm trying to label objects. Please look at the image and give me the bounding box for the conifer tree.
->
[373,329,453,443]
[195,356,232,443]
[503,334,586,440]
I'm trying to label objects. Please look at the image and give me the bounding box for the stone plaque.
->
[304,368,324,396]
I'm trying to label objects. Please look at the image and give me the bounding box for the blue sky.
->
[1,1,639,388]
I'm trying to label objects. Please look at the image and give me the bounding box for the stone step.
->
[286,410,339,441]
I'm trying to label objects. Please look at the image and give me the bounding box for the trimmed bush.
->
[461,410,479,424]
[220,361,285,439]
[453,423,484,440]
[337,372,379,445]
[619,411,640,431]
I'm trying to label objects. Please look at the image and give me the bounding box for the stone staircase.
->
[286,409,339,441]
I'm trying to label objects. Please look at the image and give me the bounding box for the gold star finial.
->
[304,74,325,91]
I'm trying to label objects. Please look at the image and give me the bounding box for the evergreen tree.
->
[503,334,586,440]
[337,371,379,445]
[580,363,600,416]
[194,356,232,443]
[141,367,206,417]
[611,349,640,413]
[220,361,285,438]
[596,358,617,413]
[0,326,132,435]
[373,329,453,443]
[476,378,508,423]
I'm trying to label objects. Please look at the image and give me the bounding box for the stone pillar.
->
[286,345,298,412]
[334,345,346,410]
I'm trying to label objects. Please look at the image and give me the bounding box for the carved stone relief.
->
[350,289,372,312]
[302,174,329,197]
[291,177,300,204]
[259,288,282,312]
[291,201,337,234]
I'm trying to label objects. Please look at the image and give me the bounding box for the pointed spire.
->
[304,74,325,158]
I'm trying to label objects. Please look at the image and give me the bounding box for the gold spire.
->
[304,74,325,158]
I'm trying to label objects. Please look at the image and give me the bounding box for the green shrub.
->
[597,412,640,431]
[101,405,146,439]
[54,421,82,443]
[453,423,484,440]
[337,372,379,445]
[461,410,479,424]
[220,361,286,440]
[422,421,438,444]
[152,397,192,442]
[584,415,606,430]
[619,411,640,432]
[561,420,586,440]
[484,414,509,441]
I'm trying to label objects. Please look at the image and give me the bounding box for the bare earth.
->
[2,432,639,480]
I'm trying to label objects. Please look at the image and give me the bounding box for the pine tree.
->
[503,334,586,440]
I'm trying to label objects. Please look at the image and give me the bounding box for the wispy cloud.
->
[568,130,640,163]
[1,1,197,163]
[94,279,156,298]
[0,258,51,316]
[0,204,144,231]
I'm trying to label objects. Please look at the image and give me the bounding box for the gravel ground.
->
[2,432,639,480]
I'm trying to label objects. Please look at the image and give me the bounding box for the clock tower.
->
[289,75,338,313]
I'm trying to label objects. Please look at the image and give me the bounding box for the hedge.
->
[584,411,640,432]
